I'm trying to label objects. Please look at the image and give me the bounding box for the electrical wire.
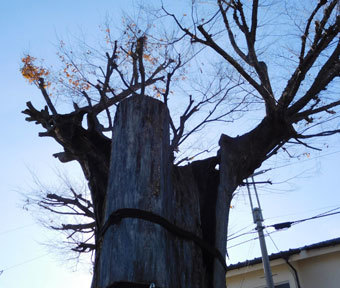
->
[227,236,259,249]
[267,210,340,230]
[228,151,340,250]
[228,228,283,250]
[266,229,280,253]
[0,224,35,236]
[228,223,254,238]
[227,229,257,241]
[228,207,340,249]
[315,206,340,216]
[0,252,51,276]
[270,150,340,171]
[266,204,340,221]
[244,150,340,190]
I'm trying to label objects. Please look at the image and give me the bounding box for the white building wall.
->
[226,263,296,288]
[226,246,340,288]
[296,251,340,288]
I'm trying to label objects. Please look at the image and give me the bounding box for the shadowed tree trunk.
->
[93,95,220,288]
[90,95,294,288]
[24,94,296,288]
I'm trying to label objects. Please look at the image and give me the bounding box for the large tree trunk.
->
[24,84,295,288]
[25,94,292,288]
[93,96,225,288]
[90,95,288,287]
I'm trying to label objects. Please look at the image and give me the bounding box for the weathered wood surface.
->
[214,136,238,288]
[95,95,207,288]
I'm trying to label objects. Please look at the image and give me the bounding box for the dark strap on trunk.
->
[100,208,227,272]
[107,281,160,288]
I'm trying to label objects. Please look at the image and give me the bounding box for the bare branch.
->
[250,0,259,45]
[42,193,94,218]
[289,138,322,151]
[175,149,212,166]
[296,129,340,139]
[299,0,327,64]
[52,222,95,232]
[217,0,248,63]
[312,0,339,50]
[197,24,275,111]
[178,85,243,147]
[291,99,340,123]
[38,78,57,116]
[288,40,340,117]
[72,243,96,253]
[137,36,146,96]
[279,10,340,110]
[170,95,197,152]
[163,57,180,106]
[91,75,164,115]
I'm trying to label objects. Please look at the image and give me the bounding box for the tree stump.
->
[95,95,207,288]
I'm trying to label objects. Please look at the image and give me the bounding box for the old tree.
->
[22,1,340,287]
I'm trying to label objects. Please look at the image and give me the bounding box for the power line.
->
[227,229,257,241]
[0,253,51,276]
[315,206,340,216]
[266,229,280,253]
[228,223,254,238]
[227,236,259,249]
[268,150,340,172]
[228,207,340,249]
[267,210,340,230]
[227,230,279,250]
[228,151,340,251]
[228,208,329,245]
[266,204,340,221]
[0,224,35,236]
[242,150,340,188]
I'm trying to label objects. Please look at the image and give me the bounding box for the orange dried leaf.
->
[20,55,50,85]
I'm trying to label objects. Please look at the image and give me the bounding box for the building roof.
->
[228,237,340,271]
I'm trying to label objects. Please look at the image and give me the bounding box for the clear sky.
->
[1,1,340,287]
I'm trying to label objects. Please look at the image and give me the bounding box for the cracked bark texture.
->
[91,95,295,288]
[94,96,211,288]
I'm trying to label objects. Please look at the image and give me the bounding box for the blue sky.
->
[0,1,134,287]
[1,1,340,287]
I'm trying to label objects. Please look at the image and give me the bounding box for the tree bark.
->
[92,95,292,287]
[93,96,213,288]
[25,95,294,288]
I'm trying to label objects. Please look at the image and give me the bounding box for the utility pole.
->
[246,173,275,288]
